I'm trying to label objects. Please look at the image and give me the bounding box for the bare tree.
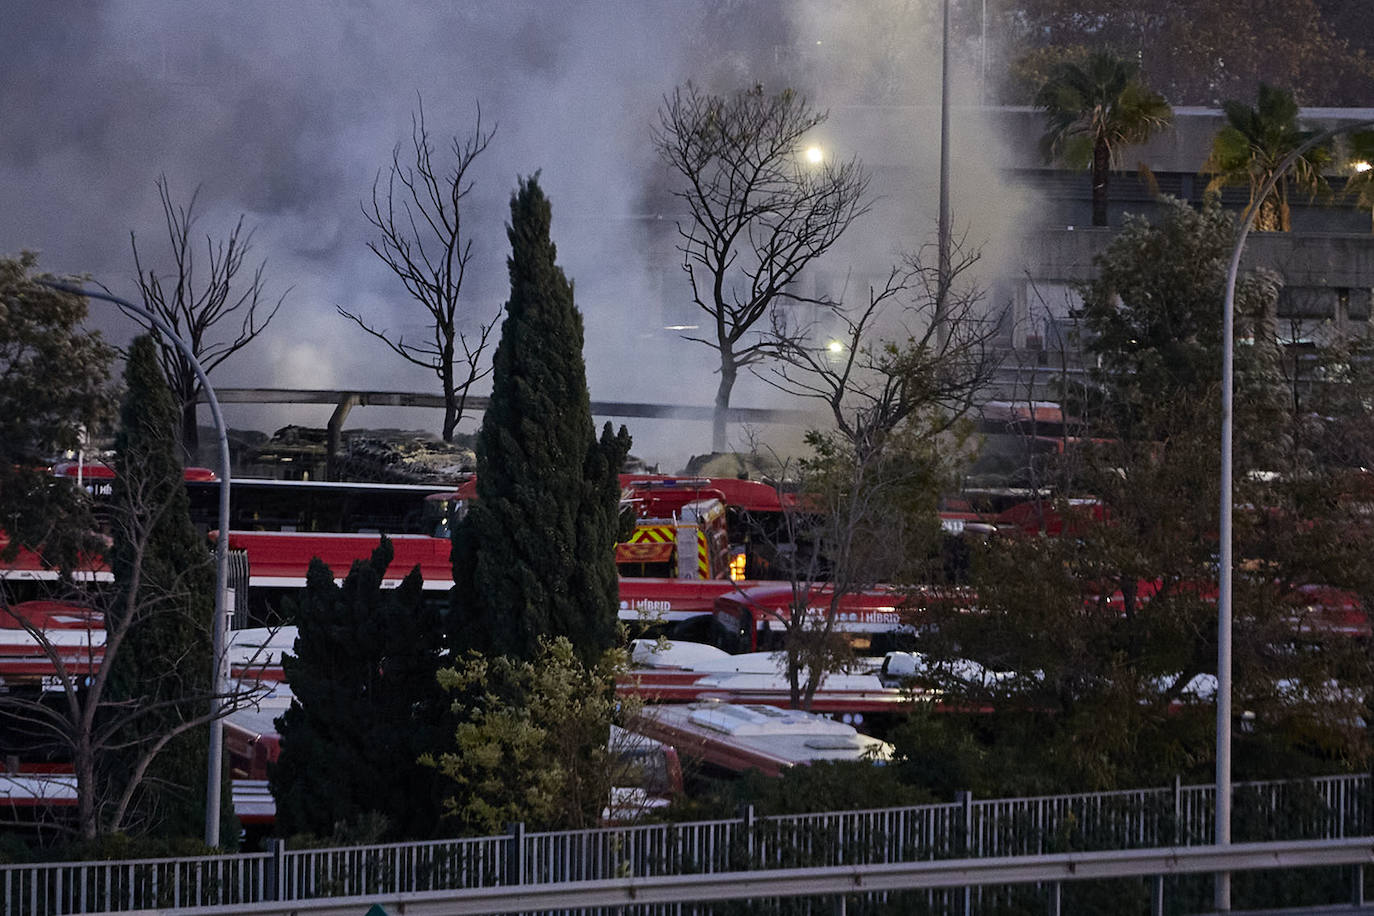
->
[764,237,1002,464]
[737,446,930,710]
[0,332,271,843]
[654,83,872,452]
[131,176,288,458]
[750,237,1002,709]
[340,101,499,443]
[0,511,270,842]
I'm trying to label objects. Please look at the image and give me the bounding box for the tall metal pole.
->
[979,0,988,106]
[1214,117,1373,912]
[42,281,233,849]
[936,0,952,346]
[1216,219,1237,915]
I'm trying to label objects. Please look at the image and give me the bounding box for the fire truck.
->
[615,478,736,581]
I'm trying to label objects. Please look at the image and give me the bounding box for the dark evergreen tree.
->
[450,176,630,666]
[106,335,216,840]
[271,538,446,840]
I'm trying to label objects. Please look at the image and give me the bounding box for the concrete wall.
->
[1000,229,1374,355]
[1017,228,1374,288]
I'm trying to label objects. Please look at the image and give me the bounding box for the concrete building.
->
[996,106,1374,362]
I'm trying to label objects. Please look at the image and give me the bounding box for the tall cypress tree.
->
[107,334,215,840]
[271,538,447,840]
[451,176,630,666]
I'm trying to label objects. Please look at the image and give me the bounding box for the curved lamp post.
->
[1215,117,1374,911]
[41,281,232,848]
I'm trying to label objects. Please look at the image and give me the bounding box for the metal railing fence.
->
[4,771,1369,914]
[3,851,270,915]
[275,832,509,901]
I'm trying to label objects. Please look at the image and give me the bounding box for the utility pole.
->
[937,0,952,346]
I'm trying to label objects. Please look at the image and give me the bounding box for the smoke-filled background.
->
[0,0,1028,472]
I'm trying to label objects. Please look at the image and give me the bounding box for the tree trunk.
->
[181,400,200,464]
[1256,197,1281,232]
[1091,139,1111,227]
[441,347,458,442]
[75,743,97,840]
[442,398,458,442]
[801,665,820,711]
[712,357,737,453]
[787,649,803,709]
[1253,179,1287,232]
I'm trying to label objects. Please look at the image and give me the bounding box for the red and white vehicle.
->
[710,583,917,654]
[616,479,734,581]
[620,638,919,717]
[630,700,892,779]
[223,681,292,780]
[0,772,275,833]
[0,600,105,687]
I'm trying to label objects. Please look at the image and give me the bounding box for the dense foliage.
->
[996,0,1374,107]
[427,637,627,835]
[450,176,630,667]
[908,198,1373,794]
[0,254,113,568]
[271,538,447,841]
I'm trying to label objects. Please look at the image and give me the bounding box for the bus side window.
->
[758,616,784,652]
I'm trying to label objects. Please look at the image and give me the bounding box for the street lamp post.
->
[41,281,233,849]
[1215,117,1374,911]
[936,0,952,346]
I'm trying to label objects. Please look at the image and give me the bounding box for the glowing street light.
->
[1354,161,1373,231]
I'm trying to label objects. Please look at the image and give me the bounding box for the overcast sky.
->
[0,1,1025,471]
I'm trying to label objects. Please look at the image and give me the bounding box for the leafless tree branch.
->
[0,461,272,840]
[339,98,500,443]
[655,83,872,451]
[130,176,289,457]
[763,233,1004,464]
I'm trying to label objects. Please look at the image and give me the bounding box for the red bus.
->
[53,461,461,536]
[711,583,917,654]
[209,530,749,630]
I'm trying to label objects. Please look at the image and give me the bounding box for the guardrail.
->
[153,838,1374,916]
[4,772,1369,914]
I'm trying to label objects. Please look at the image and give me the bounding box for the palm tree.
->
[1036,52,1174,227]
[1204,84,1332,232]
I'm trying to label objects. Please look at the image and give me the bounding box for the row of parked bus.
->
[9,462,1367,675]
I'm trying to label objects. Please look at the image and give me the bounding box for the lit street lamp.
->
[41,280,233,849]
[1353,160,1372,231]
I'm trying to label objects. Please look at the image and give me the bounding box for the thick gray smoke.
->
[0,1,1028,471]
